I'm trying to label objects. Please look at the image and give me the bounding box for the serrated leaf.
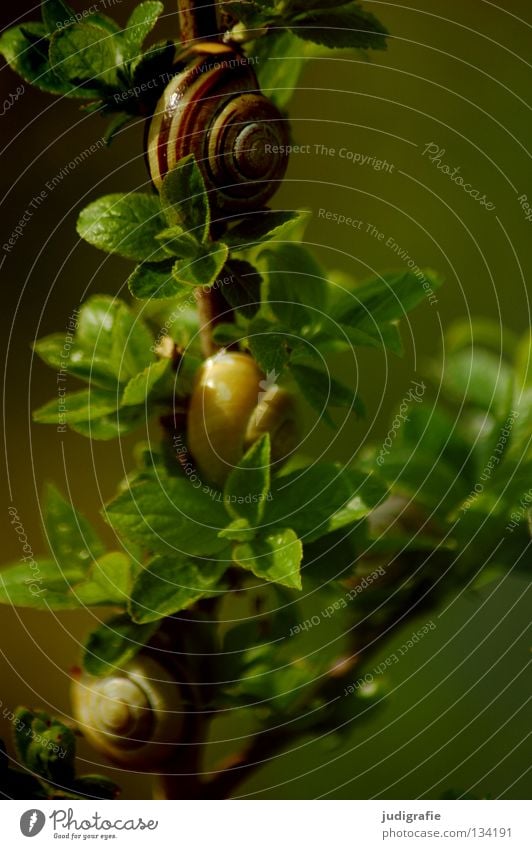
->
[160,155,210,242]
[69,405,145,440]
[233,527,303,589]
[439,348,513,415]
[77,193,167,261]
[291,2,388,51]
[225,210,305,249]
[247,317,291,374]
[33,333,119,390]
[259,242,327,331]
[128,555,227,623]
[105,475,230,557]
[218,518,255,543]
[43,483,104,568]
[0,22,76,96]
[224,434,271,525]
[76,551,132,605]
[122,358,169,406]
[156,225,200,259]
[290,360,364,424]
[333,269,442,327]
[49,23,121,91]
[41,0,76,33]
[123,1,163,60]
[220,259,262,319]
[128,260,180,300]
[33,388,120,424]
[83,614,159,676]
[109,303,155,380]
[172,242,229,288]
[266,464,385,542]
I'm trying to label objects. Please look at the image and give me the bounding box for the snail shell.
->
[187,352,299,489]
[71,656,183,768]
[146,43,290,213]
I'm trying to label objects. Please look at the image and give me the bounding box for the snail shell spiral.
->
[71,656,184,768]
[146,44,290,213]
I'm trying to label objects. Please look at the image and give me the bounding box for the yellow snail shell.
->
[71,656,183,768]
[146,43,290,213]
[187,352,299,489]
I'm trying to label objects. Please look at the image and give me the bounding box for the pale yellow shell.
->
[187,352,299,489]
[71,656,183,768]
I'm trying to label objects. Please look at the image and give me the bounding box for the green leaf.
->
[109,303,155,380]
[77,193,167,261]
[0,559,85,609]
[41,1,75,33]
[14,709,76,784]
[43,483,104,568]
[105,474,230,557]
[123,1,164,59]
[76,551,132,605]
[128,260,179,300]
[69,405,145,440]
[49,23,121,91]
[224,434,271,525]
[33,388,119,424]
[225,210,306,249]
[71,774,119,800]
[122,358,170,406]
[267,464,385,542]
[291,2,388,51]
[220,259,262,319]
[233,527,303,589]
[0,22,74,96]
[172,242,229,288]
[218,518,255,543]
[160,155,211,242]
[259,243,327,330]
[254,30,319,109]
[156,225,200,259]
[247,318,291,375]
[290,360,364,423]
[333,270,442,327]
[83,614,159,676]
[128,555,227,623]
[33,333,119,390]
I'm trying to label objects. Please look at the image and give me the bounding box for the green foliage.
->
[0,1,170,139]
[6,708,118,799]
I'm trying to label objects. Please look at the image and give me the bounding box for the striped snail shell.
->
[146,43,290,214]
[71,656,183,768]
[187,352,299,489]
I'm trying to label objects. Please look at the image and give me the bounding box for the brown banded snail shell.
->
[146,43,290,214]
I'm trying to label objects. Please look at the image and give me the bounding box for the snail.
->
[187,351,299,489]
[71,656,184,768]
[146,41,290,214]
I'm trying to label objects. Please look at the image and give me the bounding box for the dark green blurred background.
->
[0,1,530,799]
